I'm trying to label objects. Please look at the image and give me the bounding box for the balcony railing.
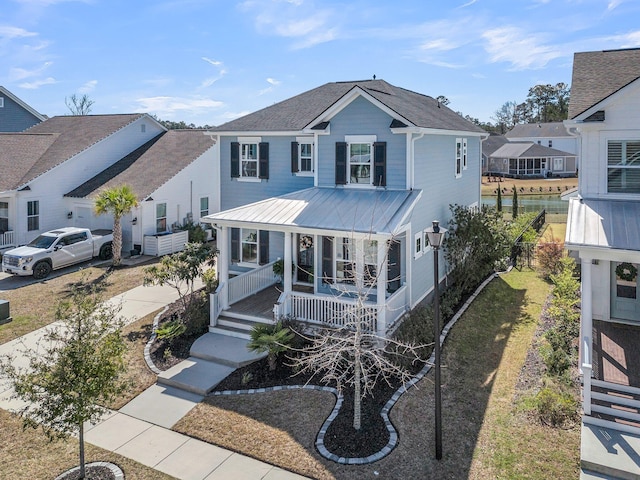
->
[0,231,14,249]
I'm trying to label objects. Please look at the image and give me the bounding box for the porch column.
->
[284,231,293,294]
[219,226,230,309]
[376,240,388,336]
[580,254,593,415]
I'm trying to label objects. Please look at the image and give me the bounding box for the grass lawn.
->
[0,261,155,345]
[173,268,580,479]
[0,409,176,480]
[540,222,567,244]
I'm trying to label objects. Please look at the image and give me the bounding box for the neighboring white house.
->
[0,116,218,257]
[486,141,577,178]
[64,129,217,255]
[505,122,578,155]
[564,47,640,473]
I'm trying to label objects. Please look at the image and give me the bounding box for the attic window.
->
[141,124,146,133]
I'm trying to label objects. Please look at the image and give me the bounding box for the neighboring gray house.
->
[487,141,577,178]
[564,48,640,475]
[0,86,46,132]
[481,134,509,175]
[203,79,486,339]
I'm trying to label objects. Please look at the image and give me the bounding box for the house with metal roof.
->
[0,114,167,249]
[0,86,46,132]
[564,47,640,477]
[486,141,577,178]
[201,79,486,338]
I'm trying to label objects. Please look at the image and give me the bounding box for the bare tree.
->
[65,93,94,115]
[288,235,426,430]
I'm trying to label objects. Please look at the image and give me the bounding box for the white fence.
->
[0,231,14,248]
[210,282,226,326]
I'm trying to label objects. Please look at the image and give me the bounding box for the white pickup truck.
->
[2,227,113,279]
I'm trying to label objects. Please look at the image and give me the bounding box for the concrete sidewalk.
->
[0,280,311,480]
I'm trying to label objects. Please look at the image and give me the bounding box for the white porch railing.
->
[0,231,14,249]
[210,281,226,326]
[385,285,409,326]
[280,291,378,332]
[582,335,592,415]
[228,260,278,305]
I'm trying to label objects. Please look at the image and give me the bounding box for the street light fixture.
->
[425,219,447,460]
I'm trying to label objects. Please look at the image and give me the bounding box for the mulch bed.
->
[57,466,115,480]
[212,355,405,458]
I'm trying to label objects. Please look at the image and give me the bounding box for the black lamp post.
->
[425,219,447,460]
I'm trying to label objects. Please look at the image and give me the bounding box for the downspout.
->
[407,132,425,305]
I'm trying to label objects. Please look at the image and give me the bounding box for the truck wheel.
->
[99,243,113,260]
[33,261,52,280]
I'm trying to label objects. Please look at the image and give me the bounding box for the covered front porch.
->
[204,187,421,337]
[0,197,14,249]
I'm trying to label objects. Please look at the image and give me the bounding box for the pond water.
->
[481,195,569,215]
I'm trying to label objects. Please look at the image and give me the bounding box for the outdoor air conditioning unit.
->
[0,299,12,325]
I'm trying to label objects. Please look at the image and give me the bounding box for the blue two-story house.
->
[203,79,486,338]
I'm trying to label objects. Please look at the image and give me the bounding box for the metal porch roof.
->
[203,187,423,236]
[565,197,640,251]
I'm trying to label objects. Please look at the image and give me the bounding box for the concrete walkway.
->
[0,278,310,480]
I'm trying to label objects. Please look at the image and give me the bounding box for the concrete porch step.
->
[218,316,265,332]
[209,325,251,340]
[581,420,640,479]
[191,332,265,367]
[157,357,235,396]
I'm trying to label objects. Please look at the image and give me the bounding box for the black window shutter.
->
[374,141,387,186]
[230,142,240,178]
[231,228,240,262]
[259,230,269,265]
[387,240,401,293]
[335,142,347,185]
[291,142,299,173]
[259,142,269,179]
[322,236,334,283]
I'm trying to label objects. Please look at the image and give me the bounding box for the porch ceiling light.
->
[425,220,447,248]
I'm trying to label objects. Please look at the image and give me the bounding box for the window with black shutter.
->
[335,142,347,185]
[230,142,240,178]
[231,228,240,262]
[291,142,299,173]
[259,230,269,265]
[259,142,269,179]
[373,141,386,186]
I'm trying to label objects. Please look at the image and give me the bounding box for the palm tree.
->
[94,185,138,267]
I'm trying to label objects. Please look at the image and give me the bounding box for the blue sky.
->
[2,0,640,127]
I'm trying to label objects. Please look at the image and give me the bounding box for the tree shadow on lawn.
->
[176,275,532,480]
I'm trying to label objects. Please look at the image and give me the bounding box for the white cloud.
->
[482,26,564,70]
[0,25,37,39]
[19,76,55,89]
[259,77,282,95]
[607,29,640,47]
[200,57,227,88]
[457,0,477,8]
[608,0,623,11]
[9,61,53,81]
[241,0,339,49]
[78,80,97,93]
[136,95,224,117]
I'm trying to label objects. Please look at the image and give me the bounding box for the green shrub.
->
[533,385,578,427]
[156,318,186,341]
[248,321,295,371]
[202,268,218,294]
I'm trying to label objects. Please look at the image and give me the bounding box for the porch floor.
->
[592,319,640,387]
[226,284,314,320]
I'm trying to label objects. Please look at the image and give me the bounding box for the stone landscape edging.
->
[54,461,124,480]
[210,272,499,465]
[143,305,168,375]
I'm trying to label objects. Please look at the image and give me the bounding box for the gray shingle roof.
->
[0,133,59,192]
[482,134,509,157]
[505,122,570,138]
[568,48,640,119]
[490,142,574,159]
[65,130,215,200]
[203,187,422,236]
[211,80,485,134]
[8,114,148,188]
